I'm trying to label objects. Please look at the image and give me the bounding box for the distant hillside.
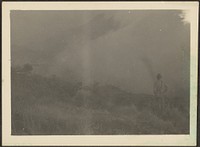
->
[11,69,189,135]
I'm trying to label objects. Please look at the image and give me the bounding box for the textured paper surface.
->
[2,2,198,146]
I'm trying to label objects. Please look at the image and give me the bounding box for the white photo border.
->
[2,2,199,146]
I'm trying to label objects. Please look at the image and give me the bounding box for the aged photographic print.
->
[2,2,198,146]
[11,10,191,135]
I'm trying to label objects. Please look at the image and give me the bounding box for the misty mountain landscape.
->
[11,10,190,135]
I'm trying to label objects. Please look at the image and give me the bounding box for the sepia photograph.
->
[2,2,198,146]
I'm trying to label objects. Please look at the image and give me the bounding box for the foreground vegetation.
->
[11,65,189,135]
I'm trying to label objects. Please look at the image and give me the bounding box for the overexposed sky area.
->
[11,10,190,95]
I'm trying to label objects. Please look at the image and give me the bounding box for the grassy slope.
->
[11,72,189,135]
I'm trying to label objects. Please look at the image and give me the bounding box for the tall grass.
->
[11,69,189,135]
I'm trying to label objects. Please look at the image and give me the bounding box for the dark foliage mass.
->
[11,65,189,135]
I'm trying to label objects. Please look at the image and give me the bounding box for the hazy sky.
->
[11,10,190,95]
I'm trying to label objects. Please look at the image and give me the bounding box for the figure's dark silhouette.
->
[153,73,168,110]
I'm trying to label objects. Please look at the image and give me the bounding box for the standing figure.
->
[153,73,168,111]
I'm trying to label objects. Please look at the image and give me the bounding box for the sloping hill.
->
[11,71,189,135]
